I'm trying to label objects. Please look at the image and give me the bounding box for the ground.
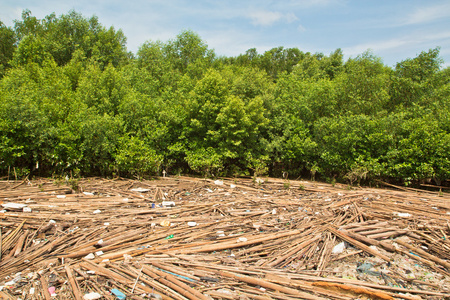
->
[0,176,449,299]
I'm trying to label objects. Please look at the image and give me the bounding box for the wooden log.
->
[327,226,391,262]
[14,230,28,256]
[65,265,83,300]
[142,265,207,300]
[395,239,450,270]
[218,270,326,300]
[312,282,394,300]
[39,275,52,300]
[340,229,396,252]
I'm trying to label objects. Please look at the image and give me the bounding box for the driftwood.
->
[0,176,449,299]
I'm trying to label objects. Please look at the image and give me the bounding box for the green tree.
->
[0,21,16,77]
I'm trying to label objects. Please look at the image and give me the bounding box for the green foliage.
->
[1,11,449,185]
[12,10,128,68]
[0,21,16,77]
[115,135,162,178]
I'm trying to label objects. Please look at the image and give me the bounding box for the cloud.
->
[248,10,298,26]
[401,3,450,25]
[344,30,450,56]
[297,24,307,32]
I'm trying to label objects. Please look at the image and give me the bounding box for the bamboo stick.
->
[327,226,391,262]
[65,265,83,300]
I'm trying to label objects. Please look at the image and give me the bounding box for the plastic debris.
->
[84,253,95,260]
[187,221,197,227]
[2,203,27,210]
[162,201,175,207]
[160,220,171,227]
[255,178,264,184]
[111,288,126,300]
[83,192,95,196]
[131,187,150,192]
[56,195,66,199]
[237,237,248,243]
[84,292,102,300]
[48,286,57,296]
[394,212,411,217]
[332,242,346,254]
[214,180,224,185]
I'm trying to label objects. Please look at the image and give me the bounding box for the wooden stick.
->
[395,239,450,270]
[327,226,391,262]
[217,270,326,300]
[312,282,394,300]
[340,229,396,252]
[39,275,52,300]
[65,265,83,300]
[142,265,206,300]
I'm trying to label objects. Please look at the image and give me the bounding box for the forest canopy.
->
[1,10,449,186]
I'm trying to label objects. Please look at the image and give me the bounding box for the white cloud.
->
[248,10,298,26]
[297,24,307,32]
[249,10,283,26]
[401,3,450,25]
[344,30,450,57]
[285,12,299,23]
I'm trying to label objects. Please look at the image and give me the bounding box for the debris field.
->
[0,176,449,300]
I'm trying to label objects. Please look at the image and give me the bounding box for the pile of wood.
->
[0,176,449,299]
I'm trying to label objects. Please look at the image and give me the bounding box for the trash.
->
[332,242,346,254]
[394,212,411,217]
[83,192,95,196]
[162,201,175,207]
[356,262,381,276]
[0,176,449,299]
[56,195,66,199]
[84,292,102,300]
[255,178,264,184]
[230,184,236,188]
[131,188,150,192]
[23,206,32,213]
[93,209,101,214]
[2,203,27,210]
[48,286,57,296]
[214,180,224,185]
[160,220,171,227]
[84,253,95,260]
[111,288,126,300]
[123,254,133,263]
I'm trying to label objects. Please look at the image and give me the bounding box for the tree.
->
[390,48,443,109]
[0,21,16,77]
[12,10,129,68]
[164,30,215,74]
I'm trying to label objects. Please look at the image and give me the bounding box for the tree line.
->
[1,10,449,185]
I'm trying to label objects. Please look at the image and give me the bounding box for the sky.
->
[1,0,450,68]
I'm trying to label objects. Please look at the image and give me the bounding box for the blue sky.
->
[1,0,450,67]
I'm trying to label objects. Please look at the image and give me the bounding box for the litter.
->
[0,177,448,299]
